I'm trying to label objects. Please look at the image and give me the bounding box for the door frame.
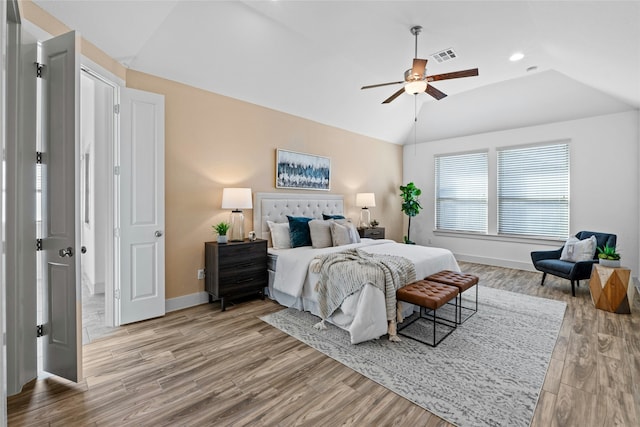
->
[20,22,124,329]
[79,60,121,327]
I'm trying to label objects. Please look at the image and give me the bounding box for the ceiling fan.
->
[361,26,479,104]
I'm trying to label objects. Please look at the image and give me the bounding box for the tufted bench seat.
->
[426,270,479,324]
[396,280,459,347]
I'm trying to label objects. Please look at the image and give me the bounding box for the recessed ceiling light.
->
[509,52,525,62]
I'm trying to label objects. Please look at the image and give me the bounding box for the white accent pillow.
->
[335,219,361,244]
[560,235,597,262]
[267,221,291,249]
[309,220,333,248]
[330,222,352,246]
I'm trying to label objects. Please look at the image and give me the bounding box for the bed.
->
[254,192,460,344]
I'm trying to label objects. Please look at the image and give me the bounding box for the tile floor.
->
[81,283,117,344]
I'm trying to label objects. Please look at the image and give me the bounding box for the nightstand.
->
[358,227,385,240]
[204,239,267,311]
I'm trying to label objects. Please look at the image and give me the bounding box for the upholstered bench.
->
[396,280,459,347]
[426,270,479,324]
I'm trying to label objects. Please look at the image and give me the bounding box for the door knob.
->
[58,247,74,258]
[155,230,163,237]
[81,246,87,254]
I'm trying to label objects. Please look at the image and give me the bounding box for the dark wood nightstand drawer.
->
[358,227,385,239]
[204,239,267,311]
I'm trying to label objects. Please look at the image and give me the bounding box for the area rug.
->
[260,286,566,427]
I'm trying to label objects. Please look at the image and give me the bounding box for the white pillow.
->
[330,222,352,246]
[334,219,361,244]
[309,220,333,248]
[560,235,597,262]
[267,221,291,249]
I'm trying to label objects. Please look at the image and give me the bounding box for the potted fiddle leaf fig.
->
[597,243,621,268]
[213,222,231,244]
[400,182,422,244]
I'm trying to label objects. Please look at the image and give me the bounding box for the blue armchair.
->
[530,231,617,297]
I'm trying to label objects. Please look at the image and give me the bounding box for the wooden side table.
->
[589,264,634,314]
[204,239,267,311]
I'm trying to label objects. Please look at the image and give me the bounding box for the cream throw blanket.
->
[311,249,416,328]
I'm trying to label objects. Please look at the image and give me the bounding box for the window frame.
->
[434,150,489,234]
[496,141,570,239]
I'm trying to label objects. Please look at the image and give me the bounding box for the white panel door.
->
[119,88,165,324]
[40,31,82,382]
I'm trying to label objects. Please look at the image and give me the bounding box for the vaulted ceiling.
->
[32,1,640,144]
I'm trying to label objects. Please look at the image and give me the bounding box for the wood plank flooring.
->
[8,262,640,426]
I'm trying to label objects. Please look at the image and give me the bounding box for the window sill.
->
[433,230,564,246]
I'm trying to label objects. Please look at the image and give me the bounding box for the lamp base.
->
[229,210,245,241]
[360,208,371,228]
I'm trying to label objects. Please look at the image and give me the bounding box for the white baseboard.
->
[165,291,209,313]
[454,253,536,272]
[456,254,639,291]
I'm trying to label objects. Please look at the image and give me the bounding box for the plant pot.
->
[599,258,620,268]
[217,235,228,244]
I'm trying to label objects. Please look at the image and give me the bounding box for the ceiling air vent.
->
[430,48,457,63]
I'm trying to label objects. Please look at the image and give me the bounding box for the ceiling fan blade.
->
[411,58,427,77]
[361,81,404,90]
[382,87,405,104]
[425,84,447,100]
[428,68,479,82]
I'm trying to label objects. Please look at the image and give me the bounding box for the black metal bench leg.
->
[474,283,478,314]
[433,308,437,346]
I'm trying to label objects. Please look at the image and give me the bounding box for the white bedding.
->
[269,239,460,344]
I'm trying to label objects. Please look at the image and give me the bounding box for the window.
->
[497,143,569,238]
[435,151,488,233]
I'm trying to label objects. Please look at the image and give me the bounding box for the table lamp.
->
[356,192,376,228]
[221,188,252,241]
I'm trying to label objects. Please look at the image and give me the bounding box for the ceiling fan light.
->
[404,80,427,94]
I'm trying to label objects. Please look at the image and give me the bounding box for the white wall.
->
[80,74,97,290]
[80,72,111,294]
[404,110,640,278]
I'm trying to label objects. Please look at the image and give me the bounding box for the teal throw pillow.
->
[287,215,313,247]
[322,214,345,220]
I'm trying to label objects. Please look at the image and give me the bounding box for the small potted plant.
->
[370,219,379,228]
[597,243,621,268]
[212,222,231,244]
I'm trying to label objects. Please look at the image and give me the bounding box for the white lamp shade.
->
[221,188,253,210]
[356,193,376,208]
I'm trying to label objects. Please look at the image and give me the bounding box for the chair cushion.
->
[535,259,576,277]
[560,235,597,262]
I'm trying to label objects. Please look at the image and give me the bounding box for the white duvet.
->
[269,239,460,344]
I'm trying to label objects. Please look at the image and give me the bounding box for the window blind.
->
[435,151,488,233]
[497,143,569,238]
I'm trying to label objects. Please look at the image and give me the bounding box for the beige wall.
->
[126,70,403,299]
[21,0,404,300]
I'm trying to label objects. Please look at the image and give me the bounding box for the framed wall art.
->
[276,149,331,191]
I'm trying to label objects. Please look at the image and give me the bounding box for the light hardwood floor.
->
[8,262,640,426]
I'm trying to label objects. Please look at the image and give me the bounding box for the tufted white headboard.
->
[253,192,344,242]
